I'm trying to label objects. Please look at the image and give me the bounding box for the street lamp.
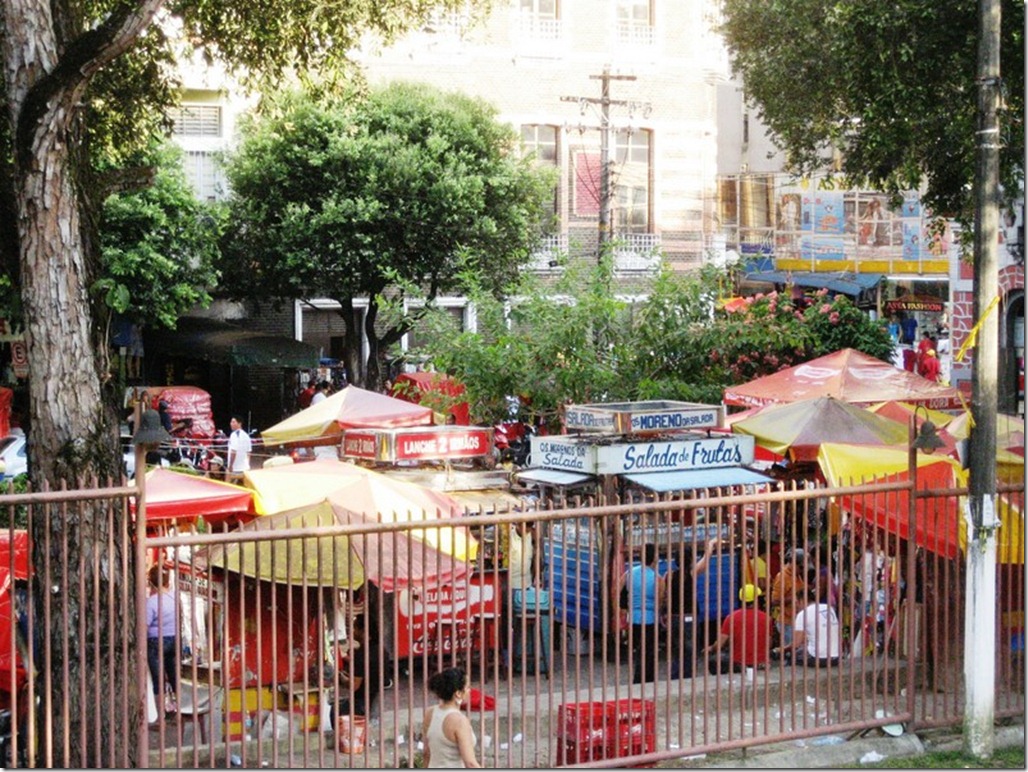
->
[130,408,170,762]
[911,406,946,454]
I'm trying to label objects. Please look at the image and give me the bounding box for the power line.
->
[561,66,650,262]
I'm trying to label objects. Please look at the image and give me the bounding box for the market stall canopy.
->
[262,386,433,446]
[723,348,962,409]
[732,396,909,462]
[745,270,883,297]
[201,497,471,592]
[817,443,1023,564]
[623,466,774,493]
[243,459,370,513]
[392,372,470,425]
[147,316,319,368]
[242,459,477,562]
[134,467,261,523]
[0,529,29,691]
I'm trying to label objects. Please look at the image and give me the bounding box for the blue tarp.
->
[745,270,882,297]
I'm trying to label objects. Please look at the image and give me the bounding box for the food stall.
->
[340,425,521,660]
[522,400,775,647]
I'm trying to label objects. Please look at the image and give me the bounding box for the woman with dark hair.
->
[622,544,664,684]
[422,667,480,768]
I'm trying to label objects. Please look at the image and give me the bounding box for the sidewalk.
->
[674,722,1025,768]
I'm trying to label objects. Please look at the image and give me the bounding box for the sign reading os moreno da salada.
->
[530,434,755,475]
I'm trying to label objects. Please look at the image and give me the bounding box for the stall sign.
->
[530,436,597,472]
[564,400,723,434]
[595,435,755,475]
[342,431,384,461]
[393,427,492,461]
[343,426,494,462]
[395,573,499,658]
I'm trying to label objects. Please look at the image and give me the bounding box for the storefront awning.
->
[622,466,774,493]
[149,317,319,368]
[745,270,883,297]
[516,468,595,487]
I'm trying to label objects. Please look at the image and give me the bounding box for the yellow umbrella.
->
[817,442,1023,564]
[242,458,477,562]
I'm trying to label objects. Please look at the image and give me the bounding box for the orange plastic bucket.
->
[338,715,367,754]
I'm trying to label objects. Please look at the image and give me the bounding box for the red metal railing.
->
[0,474,1022,767]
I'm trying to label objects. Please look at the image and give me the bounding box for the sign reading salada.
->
[564,400,723,434]
[342,426,493,462]
[530,433,755,475]
[530,436,596,472]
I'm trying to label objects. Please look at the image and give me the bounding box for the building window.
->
[613,128,651,232]
[170,105,222,137]
[183,151,225,202]
[521,124,558,164]
[615,0,654,45]
[615,185,648,233]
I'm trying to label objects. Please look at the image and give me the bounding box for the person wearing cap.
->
[703,583,773,675]
[920,348,941,382]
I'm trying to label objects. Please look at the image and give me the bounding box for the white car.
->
[0,434,28,480]
[0,434,141,480]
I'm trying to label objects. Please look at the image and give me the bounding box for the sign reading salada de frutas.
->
[342,426,493,462]
[595,435,755,475]
[564,400,723,434]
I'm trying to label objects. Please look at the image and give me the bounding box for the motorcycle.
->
[493,421,534,468]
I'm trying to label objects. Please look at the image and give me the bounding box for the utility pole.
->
[562,66,646,262]
[964,0,1002,759]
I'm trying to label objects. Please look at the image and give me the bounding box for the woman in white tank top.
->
[422,667,480,768]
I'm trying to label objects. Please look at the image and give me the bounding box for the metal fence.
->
[0,473,1023,768]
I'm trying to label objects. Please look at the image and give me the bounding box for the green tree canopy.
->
[720,0,1024,217]
[96,142,222,330]
[411,261,895,426]
[219,84,556,388]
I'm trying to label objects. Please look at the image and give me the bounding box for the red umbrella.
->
[723,348,963,409]
[0,529,29,691]
[134,467,258,524]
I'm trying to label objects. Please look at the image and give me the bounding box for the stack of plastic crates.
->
[556,698,655,766]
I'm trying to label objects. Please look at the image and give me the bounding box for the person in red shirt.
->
[916,332,935,376]
[920,348,942,382]
[297,378,316,409]
[704,583,773,674]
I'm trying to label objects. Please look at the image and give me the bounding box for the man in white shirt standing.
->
[310,380,331,406]
[226,415,252,483]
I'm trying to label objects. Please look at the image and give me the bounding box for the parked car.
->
[0,435,27,480]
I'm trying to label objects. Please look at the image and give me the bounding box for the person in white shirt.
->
[310,380,331,405]
[784,587,842,668]
[226,416,252,482]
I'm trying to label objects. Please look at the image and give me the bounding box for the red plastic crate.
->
[556,699,655,767]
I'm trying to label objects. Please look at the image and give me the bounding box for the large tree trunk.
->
[2,0,164,764]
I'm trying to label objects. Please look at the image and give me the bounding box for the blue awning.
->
[622,466,774,493]
[516,468,595,487]
[745,270,882,297]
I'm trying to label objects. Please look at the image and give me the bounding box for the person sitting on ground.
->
[704,583,773,674]
[776,585,842,668]
[423,667,480,768]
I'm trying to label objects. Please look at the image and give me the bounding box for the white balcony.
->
[511,12,564,56]
[614,21,656,48]
[613,233,662,272]
[529,233,568,271]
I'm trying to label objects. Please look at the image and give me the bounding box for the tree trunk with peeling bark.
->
[1,0,164,764]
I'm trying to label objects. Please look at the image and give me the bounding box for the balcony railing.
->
[513,12,564,43]
[614,21,656,48]
[612,232,662,272]
[529,233,568,271]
